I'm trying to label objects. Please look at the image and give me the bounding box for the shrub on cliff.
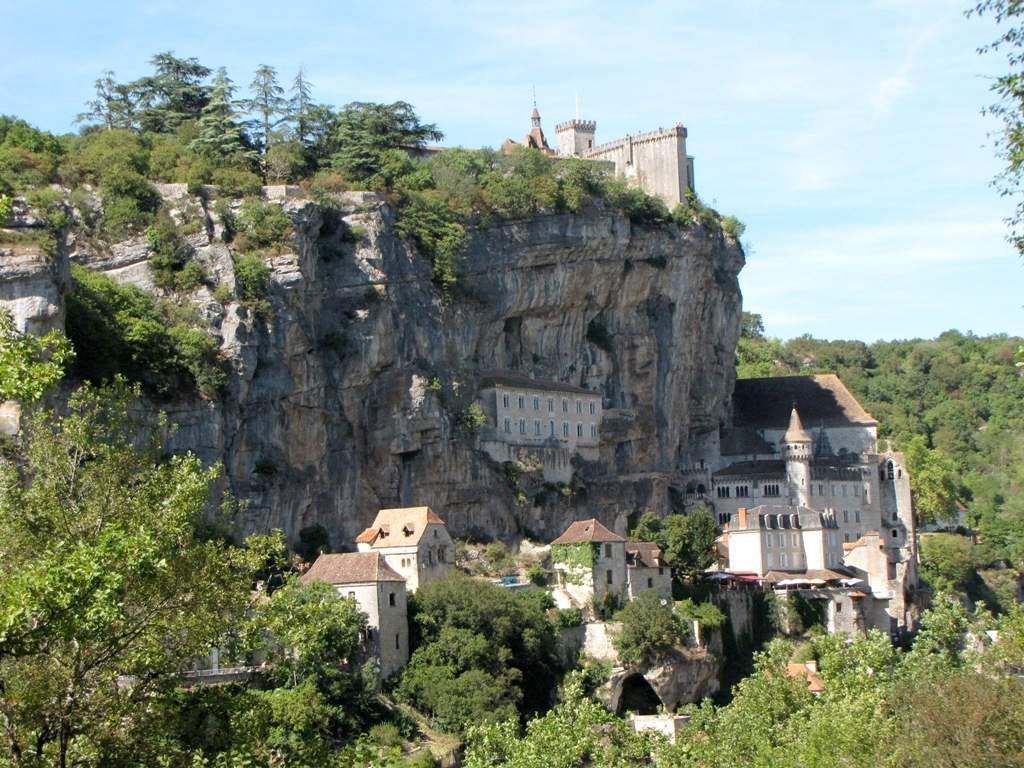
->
[613,590,689,666]
[234,198,293,251]
[64,264,225,398]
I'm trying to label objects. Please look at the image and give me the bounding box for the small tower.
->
[781,407,813,508]
[555,118,597,157]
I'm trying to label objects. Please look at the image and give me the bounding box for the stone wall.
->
[586,126,690,206]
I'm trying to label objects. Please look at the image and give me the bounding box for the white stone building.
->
[301,551,409,678]
[477,371,603,483]
[700,375,918,634]
[355,506,454,593]
[625,542,673,600]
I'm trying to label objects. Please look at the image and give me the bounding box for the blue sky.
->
[3,1,1020,341]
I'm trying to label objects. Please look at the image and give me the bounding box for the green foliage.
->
[526,564,547,587]
[920,533,978,592]
[676,598,726,628]
[0,115,63,194]
[556,607,584,628]
[0,381,271,766]
[459,401,487,433]
[401,574,559,733]
[235,197,293,251]
[551,542,596,582]
[394,189,467,297]
[64,263,226,398]
[0,308,73,402]
[603,177,671,225]
[628,508,719,578]
[146,211,198,290]
[331,101,443,186]
[613,590,688,667]
[233,253,272,303]
[720,215,746,238]
[0,193,11,224]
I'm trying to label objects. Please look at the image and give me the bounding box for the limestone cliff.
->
[0,186,743,547]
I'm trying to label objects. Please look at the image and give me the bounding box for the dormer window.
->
[402,524,415,537]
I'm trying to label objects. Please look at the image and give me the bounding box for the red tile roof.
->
[301,552,405,585]
[365,507,447,548]
[626,542,665,568]
[786,662,825,693]
[551,518,626,545]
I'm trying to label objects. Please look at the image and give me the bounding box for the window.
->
[606,569,613,585]
[502,393,509,409]
[717,486,731,499]
[736,485,749,497]
[844,533,851,543]
[765,534,772,549]
[519,419,526,434]
[562,399,568,413]
[518,395,524,409]
[388,592,396,607]
[842,485,847,496]
[781,553,788,567]
[590,424,597,438]
[818,484,825,496]
[577,423,583,437]
[548,398,554,413]
[658,567,664,575]
[563,422,569,437]
[590,401,596,415]
[842,510,849,523]
[533,397,539,410]
[550,420,556,437]
[764,483,780,497]
[576,400,582,415]
[647,577,653,588]
[792,533,799,547]
[395,633,401,650]
[604,544,612,558]
[892,529,898,538]
[855,510,861,523]
[503,418,511,433]
[534,420,541,435]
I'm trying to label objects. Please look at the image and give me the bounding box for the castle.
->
[503,104,696,207]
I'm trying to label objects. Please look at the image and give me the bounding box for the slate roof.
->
[301,552,405,585]
[713,460,785,480]
[626,542,666,569]
[731,374,876,430]
[359,506,448,548]
[479,370,595,396]
[551,518,626,545]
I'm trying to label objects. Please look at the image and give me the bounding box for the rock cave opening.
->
[617,673,662,716]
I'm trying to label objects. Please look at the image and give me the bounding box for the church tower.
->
[781,407,812,508]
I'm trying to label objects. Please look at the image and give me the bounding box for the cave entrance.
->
[616,673,662,715]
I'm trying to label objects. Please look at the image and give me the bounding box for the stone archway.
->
[615,673,663,715]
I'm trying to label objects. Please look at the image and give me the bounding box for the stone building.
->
[625,542,673,600]
[504,105,695,207]
[301,551,409,678]
[477,371,603,483]
[698,374,918,634]
[355,506,453,593]
[550,518,628,615]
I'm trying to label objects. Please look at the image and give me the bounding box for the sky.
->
[3,0,1021,341]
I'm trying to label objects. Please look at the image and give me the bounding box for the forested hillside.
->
[737,312,1024,567]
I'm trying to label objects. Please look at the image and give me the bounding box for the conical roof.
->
[783,407,812,443]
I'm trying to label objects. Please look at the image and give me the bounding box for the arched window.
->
[886,460,895,481]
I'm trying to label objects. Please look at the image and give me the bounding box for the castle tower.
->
[781,407,812,508]
[555,119,597,158]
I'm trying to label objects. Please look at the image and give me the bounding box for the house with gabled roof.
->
[302,551,409,678]
[354,506,453,593]
[550,518,628,615]
[625,542,673,600]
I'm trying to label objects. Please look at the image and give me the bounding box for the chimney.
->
[738,508,748,529]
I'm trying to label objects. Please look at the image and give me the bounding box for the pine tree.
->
[190,67,252,163]
[131,52,211,133]
[75,70,135,130]
[288,66,316,146]
[247,64,287,159]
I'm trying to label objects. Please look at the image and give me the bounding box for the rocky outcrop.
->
[0,188,744,547]
[601,647,721,712]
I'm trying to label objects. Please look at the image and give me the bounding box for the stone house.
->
[550,518,627,615]
[625,542,673,600]
[355,506,453,593]
[301,552,409,679]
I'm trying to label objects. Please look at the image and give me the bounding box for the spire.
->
[784,407,812,444]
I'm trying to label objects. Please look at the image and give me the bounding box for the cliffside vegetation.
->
[737,312,1024,603]
[1,52,741,307]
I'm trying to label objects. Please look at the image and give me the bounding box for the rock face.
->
[601,647,722,713]
[0,189,744,547]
